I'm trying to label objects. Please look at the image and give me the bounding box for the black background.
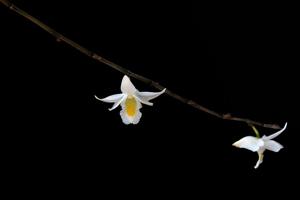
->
[1,0,298,197]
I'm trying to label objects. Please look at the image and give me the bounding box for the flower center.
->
[125,96,137,116]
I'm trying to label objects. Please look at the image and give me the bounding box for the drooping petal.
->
[232,136,264,152]
[135,88,166,105]
[254,152,264,169]
[95,94,124,103]
[108,94,127,111]
[264,122,287,140]
[134,95,153,106]
[119,96,142,124]
[95,94,126,111]
[121,75,137,95]
[264,140,283,152]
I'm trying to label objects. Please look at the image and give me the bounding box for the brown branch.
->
[0,0,281,129]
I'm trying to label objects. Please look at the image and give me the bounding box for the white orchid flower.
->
[95,75,166,125]
[233,122,287,169]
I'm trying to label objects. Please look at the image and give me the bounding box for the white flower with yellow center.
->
[95,75,166,124]
[233,122,287,169]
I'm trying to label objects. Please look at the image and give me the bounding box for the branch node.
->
[187,100,195,105]
[92,53,103,61]
[223,113,232,119]
[56,37,62,43]
[9,3,14,10]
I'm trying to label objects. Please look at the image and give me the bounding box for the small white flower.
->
[233,122,287,169]
[95,75,166,125]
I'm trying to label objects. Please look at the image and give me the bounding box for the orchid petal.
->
[136,88,166,104]
[95,94,124,103]
[254,152,264,169]
[108,94,127,111]
[121,75,137,95]
[120,109,142,124]
[264,122,287,140]
[120,97,142,124]
[132,110,142,124]
[134,95,153,106]
[232,136,264,152]
[264,140,283,152]
[120,109,131,125]
[95,94,126,111]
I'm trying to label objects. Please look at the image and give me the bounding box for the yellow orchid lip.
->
[125,96,137,117]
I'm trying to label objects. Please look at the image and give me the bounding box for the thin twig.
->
[0,0,281,129]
